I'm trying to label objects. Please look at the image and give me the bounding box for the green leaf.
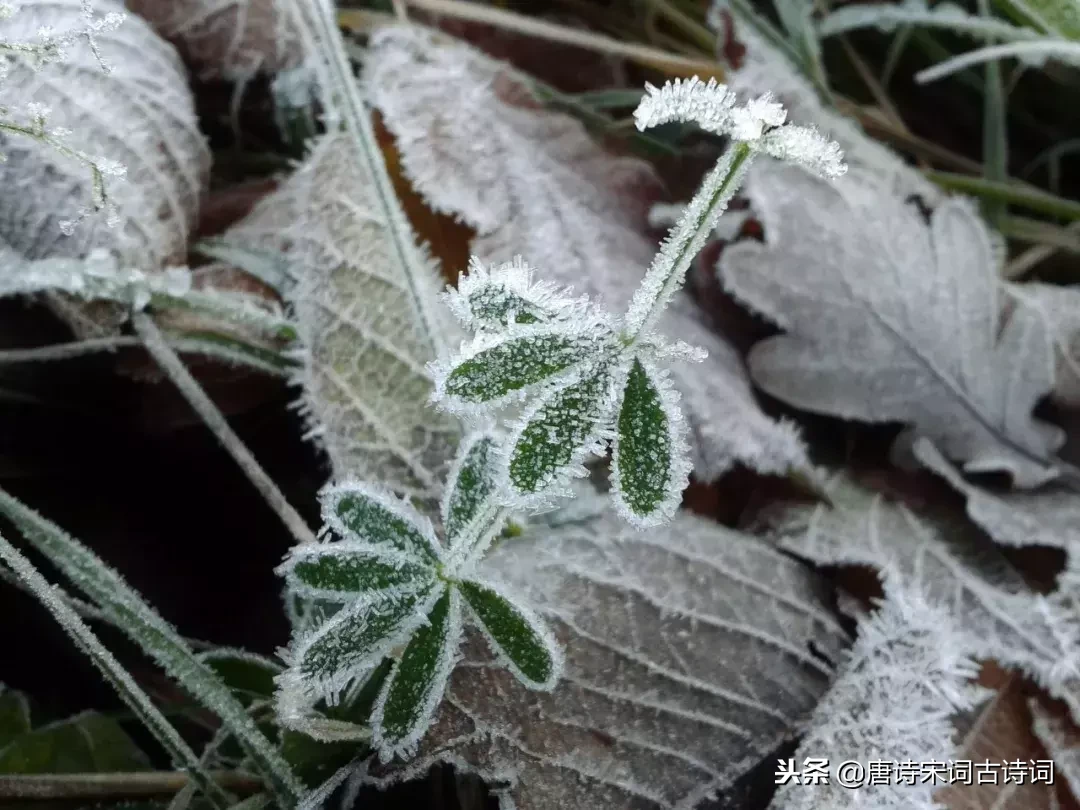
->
[459,580,560,689]
[324,485,442,563]
[295,585,438,692]
[442,433,499,545]
[439,331,600,407]
[0,712,151,774]
[614,358,684,526]
[995,0,1080,39]
[280,542,435,601]
[507,368,612,500]
[198,650,283,703]
[0,489,303,806]
[373,588,460,757]
[0,686,30,748]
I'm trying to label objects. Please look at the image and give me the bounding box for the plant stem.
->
[0,772,262,800]
[625,141,754,341]
[132,313,316,547]
[925,171,1080,221]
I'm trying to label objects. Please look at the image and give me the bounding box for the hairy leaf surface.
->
[360,508,849,810]
[368,24,808,482]
[720,160,1063,487]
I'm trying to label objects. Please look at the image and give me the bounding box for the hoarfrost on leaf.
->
[126,0,302,80]
[0,0,209,271]
[358,507,850,810]
[281,133,460,496]
[368,24,810,484]
[760,471,1080,723]
[769,583,986,810]
[1009,281,1080,408]
[719,159,1065,488]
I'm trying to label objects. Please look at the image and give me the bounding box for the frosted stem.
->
[0,531,233,810]
[133,313,316,546]
[624,140,754,341]
[286,0,447,359]
[0,771,261,800]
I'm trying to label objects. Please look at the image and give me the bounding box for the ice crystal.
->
[770,583,985,810]
[277,435,562,761]
[720,159,1064,488]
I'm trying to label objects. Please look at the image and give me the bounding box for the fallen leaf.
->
[720,160,1063,488]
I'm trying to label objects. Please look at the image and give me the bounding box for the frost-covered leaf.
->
[369,24,807,482]
[0,0,208,271]
[761,471,1080,720]
[360,507,850,810]
[277,542,436,602]
[321,482,443,563]
[444,256,593,333]
[769,584,985,810]
[459,578,561,690]
[819,0,1042,41]
[914,438,1080,551]
[442,431,500,546]
[281,133,459,496]
[372,587,462,761]
[720,160,1063,488]
[198,648,282,703]
[1011,281,1080,408]
[433,323,611,414]
[505,364,615,506]
[127,0,301,79]
[612,357,690,528]
[288,584,442,701]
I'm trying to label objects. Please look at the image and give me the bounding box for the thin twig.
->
[400,0,723,76]
[132,313,316,546]
[0,771,262,800]
[0,336,141,363]
[1005,220,1080,278]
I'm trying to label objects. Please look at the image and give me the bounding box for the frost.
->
[1030,699,1080,801]
[368,24,810,484]
[819,0,1043,41]
[359,506,850,810]
[0,0,208,272]
[770,584,985,810]
[280,134,460,497]
[720,159,1065,488]
[761,471,1080,724]
[127,0,301,80]
[1010,282,1080,408]
[278,440,562,761]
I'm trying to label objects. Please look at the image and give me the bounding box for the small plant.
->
[431,78,845,528]
[276,432,561,761]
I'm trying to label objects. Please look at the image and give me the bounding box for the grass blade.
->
[0,488,304,807]
[0,531,232,809]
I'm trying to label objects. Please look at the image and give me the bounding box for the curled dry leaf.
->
[720,160,1064,488]
[761,470,1080,730]
[359,508,850,810]
[241,133,460,495]
[367,25,809,482]
[127,0,302,79]
[0,0,208,271]
[1029,697,1080,805]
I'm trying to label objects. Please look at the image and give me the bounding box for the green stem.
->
[925,170,1080,221]
[625,141,754,342]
